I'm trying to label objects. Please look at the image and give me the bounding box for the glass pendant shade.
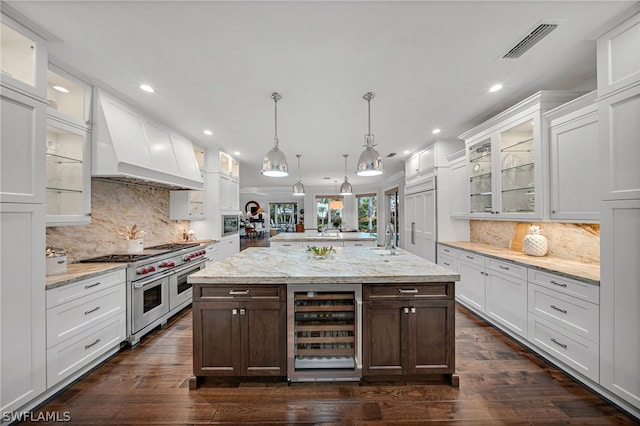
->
[261,92,289,177]
[356,92,384,176]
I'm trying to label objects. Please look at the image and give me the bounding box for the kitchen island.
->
[188,246,460,388]
[269,231,377,247]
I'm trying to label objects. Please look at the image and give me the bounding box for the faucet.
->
[384,222,397,255]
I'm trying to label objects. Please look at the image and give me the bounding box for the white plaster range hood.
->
[92,88,204,190]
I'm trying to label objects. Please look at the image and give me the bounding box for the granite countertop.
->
[439,241,600,285]
[270,232,377,242]
[189,246,459,285]
[46,263,127,290]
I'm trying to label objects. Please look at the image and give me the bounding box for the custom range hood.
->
[92,88,204,190]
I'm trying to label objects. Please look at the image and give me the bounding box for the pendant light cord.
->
[272,92,282,146]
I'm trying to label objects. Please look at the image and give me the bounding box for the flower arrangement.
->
[118,224,145,240]
[307,245,335,259]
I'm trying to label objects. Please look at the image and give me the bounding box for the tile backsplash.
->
[470,220,600,264]
[46,179,189,262]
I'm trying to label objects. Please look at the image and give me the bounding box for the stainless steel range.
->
[80,242,208,345]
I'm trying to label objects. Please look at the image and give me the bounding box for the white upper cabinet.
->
[1,86,46,203]
[170,190,205,220]
[219,151,239,179]
[46,118,91,226]
[546,92,600,222]
[405,139,463,185]
[405,153,420,180]
[0,16,48,100]
[597,11,640,98]
[460,91,583,220]
[46,65,91,130]
[447,150,468,218]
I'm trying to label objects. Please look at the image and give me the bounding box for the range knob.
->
[160,262,169,268]
[139,268,148,275]
[148,266,156,272]
[169,262,175,267]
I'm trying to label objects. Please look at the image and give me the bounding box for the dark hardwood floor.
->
[23,304,637,425]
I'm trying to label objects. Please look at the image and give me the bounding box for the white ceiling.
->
[6,0,637,192]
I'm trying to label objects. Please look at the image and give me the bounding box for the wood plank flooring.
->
[24,305,638,425]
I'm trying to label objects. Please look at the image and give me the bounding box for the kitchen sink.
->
[370,247,402,256]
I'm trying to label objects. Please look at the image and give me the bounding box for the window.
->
[356,193,377,233]
[385,187,399,246]
[269,203,298,232]
[316,196,342,230]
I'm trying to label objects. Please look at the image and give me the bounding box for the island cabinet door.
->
[193,301,241,376]
[406,300,455,376]
[362,300,407,376]
[242,300,286,376]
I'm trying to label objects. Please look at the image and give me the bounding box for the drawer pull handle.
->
[550,280,567,288]
[444,262,450,266]
[550,305,567,314]
[466,255,475,260]
[499,265,510,270]
[84,338,101,350]
[354,243,363,246]
[229,290,250,295]
[85,282,101,289]
[398,288,419,294]
[84,306,101,315]
[550,338,567,349]
[443,248,450,253]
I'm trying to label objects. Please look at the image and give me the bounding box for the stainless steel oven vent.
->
[500,22,559,59]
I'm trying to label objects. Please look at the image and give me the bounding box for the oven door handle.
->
[133,271,173,289]
[172,258,208,275]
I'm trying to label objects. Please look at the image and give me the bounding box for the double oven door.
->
[169,260,206,311]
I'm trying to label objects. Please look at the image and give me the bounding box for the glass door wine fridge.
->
[287,284,362,382]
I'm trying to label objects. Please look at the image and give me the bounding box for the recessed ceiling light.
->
[203,129,213,136]
[52,85,69,93]
[489,84,503,93]
[403,150,411,154]
[233,151,240,156]
[432,128,441,134]
[140,84,154,93]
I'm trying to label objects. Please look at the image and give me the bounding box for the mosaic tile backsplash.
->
[470,220,600,264]
[46,179,190,263]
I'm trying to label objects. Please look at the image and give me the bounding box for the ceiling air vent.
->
[501,22,559,59]
[386,152,396,158]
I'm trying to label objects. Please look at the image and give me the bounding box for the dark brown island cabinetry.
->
[362,282,458,386]
[190,284,286,388]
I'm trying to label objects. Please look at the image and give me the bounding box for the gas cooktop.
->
[79,242,201,263]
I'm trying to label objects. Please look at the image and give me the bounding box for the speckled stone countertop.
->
[46,263,127,290]
[439,241,600,285]
[189,246,459,285]
[270,232,377,242]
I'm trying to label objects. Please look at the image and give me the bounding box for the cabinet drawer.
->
[527,269,599,304]
[47,283,126,348]
[195,285,284,301]
[343,240,375,247]
[47,269,126,308]
[528,283,599,343]
[47,313,126,387]
[528,313,599,382]
[438,254,458,273]
[364,283,453,300]
[487,259,527,281]
[458,251,484,267]
[438,245,459,258]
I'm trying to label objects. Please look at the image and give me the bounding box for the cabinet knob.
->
[410,307,416,314]
[232,309,238,315]
[403,307,409,314]
[240,308,246,315]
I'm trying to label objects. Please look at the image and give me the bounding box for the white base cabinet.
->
[45,269,126,387]
[485,259,527,338]
[456,252,486,312]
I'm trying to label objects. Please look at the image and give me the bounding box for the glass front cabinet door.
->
[462,91,582,220]
[45,118,91,225]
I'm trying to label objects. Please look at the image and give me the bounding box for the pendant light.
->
[261,92,289,177]
[292,154,305,196]
[339,154,353,195]
[328,180,344,209]
[356,92,384,176]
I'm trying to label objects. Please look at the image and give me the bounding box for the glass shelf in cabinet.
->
[470,172,492,180]
[469,151,492,162]
[501,162,534,174]
[46,153,82,164]
[46,187,83,193]
[501,137,533,152]
[470,192,492,197]
[501,187,535,194]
